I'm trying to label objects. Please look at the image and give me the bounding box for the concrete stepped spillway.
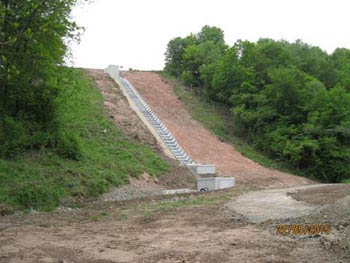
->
[103,65,239,191]
[120,77,194,165]
[104,65,195,166]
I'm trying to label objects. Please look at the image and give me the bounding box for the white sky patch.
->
[70,0,350,70]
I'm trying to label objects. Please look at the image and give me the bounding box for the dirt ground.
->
[1,184,349,263]
[122,71,313,189]
[0,70,348,262]
[289,184,350,205]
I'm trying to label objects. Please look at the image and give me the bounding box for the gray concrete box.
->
[187,164,216,175]
[197,177,235,191]
[104,65,119,78]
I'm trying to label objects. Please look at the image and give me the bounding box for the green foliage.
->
[164,26,350,183]
[55,130,82,160]
[331,48,350,91]
[0,69,169,212]
[0,116,27,157]
[0,0,83,157]
[165,25,227,89]
[196,25,225,45]
[181,70,195,86]
[164,35,195,77]
[211,48,254,103]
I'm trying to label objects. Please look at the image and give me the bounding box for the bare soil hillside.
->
[122,71,313,189]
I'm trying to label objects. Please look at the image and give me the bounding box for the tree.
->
[181,40,225,89]
[164,35,195,77]
[331,48,350,91]
[164,26,226,89]
[0,0,83,157]
[210,47,254,103]
[196,25,225,45]
[288,40,334,88]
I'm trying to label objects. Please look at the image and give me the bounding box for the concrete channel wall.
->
[104,65,216,174]
[104,66,175,160]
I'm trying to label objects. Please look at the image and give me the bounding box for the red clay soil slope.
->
[122,71,313,189]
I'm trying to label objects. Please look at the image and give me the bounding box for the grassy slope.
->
[159,72,307,177]
[0,69,168,213]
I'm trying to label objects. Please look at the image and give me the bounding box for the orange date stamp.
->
[276,224,331,235]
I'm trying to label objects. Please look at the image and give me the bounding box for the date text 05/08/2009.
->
[276,224,331,235]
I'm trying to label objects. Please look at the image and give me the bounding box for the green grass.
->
[159,72,303,176]
[342,179,350,184]
[0,69,169,213]
[141,189,236,214]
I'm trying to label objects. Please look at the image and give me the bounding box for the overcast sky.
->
[70,0,350,70]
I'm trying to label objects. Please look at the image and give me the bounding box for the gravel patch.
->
[227,184,326,223]
[101,185,196,202]
[100,185,164,202]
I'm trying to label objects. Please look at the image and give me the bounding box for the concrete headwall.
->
[187,164,216,175]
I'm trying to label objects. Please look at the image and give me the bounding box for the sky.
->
[70,0,350,70]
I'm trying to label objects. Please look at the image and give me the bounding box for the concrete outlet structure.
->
[197,177,235,192]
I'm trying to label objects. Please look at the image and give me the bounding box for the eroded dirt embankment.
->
[122,71,313,189]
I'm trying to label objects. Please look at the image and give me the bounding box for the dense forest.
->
[165,25,350,183]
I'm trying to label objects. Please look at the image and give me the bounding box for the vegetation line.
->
[164,25,350,183]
